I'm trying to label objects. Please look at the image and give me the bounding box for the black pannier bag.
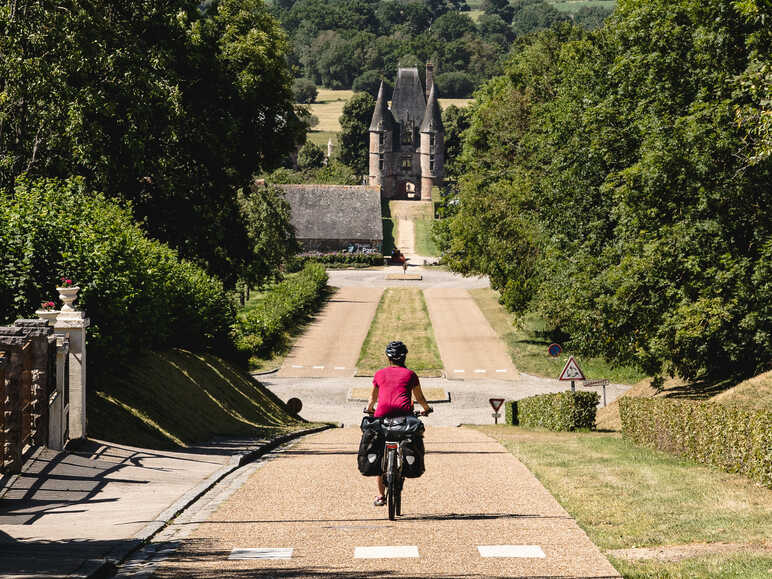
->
[380,415,424,440]
[401,435,425,478]
[358,416,384,476]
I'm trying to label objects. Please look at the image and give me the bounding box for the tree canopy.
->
[274,0,611,92]
[440,0,772,382]
[1,0,304,288]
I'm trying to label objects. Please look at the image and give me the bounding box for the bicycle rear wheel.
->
[387,450,398,521]
[395,476,402,516]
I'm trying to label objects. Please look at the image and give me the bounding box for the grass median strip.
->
[356,288,443,376]
[475,425,772,577]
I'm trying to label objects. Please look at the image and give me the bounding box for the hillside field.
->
[308,89,472,138]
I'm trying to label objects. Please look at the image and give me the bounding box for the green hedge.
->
[505,400,518,425]
[619,398,772,488]
[288,252,383,271]
[0,177,236,363]
[506,391,600,431]
[234,262,327,356]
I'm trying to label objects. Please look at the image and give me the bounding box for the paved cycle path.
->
[146,427,620,578]
[424,288,518,380]
[277,286,383,378]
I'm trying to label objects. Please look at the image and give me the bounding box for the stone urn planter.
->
[35,308,60,326]
[57,286,81,312]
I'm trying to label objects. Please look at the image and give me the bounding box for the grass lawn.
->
[309,88,473,135]
[356,288,443,376]
[467,8,483,22]
[306,130,336,148]
[310,89,353,133]
[89,349,307,449]
[414,218,439,256]
[469,287,646,384]
[550,0,616,13]
[476,425,772,577]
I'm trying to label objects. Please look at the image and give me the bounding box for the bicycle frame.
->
[383,440,403,520]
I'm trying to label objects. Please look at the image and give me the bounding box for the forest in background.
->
[275,0,614,98]
[437,0,771,383]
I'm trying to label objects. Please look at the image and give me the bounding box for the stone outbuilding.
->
[368,62,445,201]
[278,184,383,252]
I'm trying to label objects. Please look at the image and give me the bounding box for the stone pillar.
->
[53,286,89,441]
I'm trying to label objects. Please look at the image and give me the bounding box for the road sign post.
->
[489,398,505,424]
[583,379,610,406]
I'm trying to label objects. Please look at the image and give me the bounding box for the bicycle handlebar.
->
[363,408,433,417]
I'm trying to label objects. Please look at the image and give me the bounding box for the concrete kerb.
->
[82,423,335,579]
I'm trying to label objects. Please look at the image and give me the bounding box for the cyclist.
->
[365,340,432,506]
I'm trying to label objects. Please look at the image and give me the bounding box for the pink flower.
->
[41,301,56,311]
[60,277,73,286]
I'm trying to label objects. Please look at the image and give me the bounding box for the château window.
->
[379,154,384,170]
[401,120,414,145]
[401,157,411,170]
[430,133,435,148]
[379,132,384,146]
[429,155,435,172]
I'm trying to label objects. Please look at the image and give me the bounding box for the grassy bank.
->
[414,218,439,256]
[89,349,309,449]
[306,130,336,148]
[356,288,443,376]
[470,287,646,384]
[477,425,772,577]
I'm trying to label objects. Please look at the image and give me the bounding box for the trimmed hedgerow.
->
[508,391,600,431]
[505,400,518,425]
[287,252,383,271]
[234,262,327,356]
[619,398,772,488]
[0,177,236,363]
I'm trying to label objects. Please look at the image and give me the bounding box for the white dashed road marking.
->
[474,369,487,373]
[477,545,546,558]
[312,365,324,369]
[229,548,293,560]
[291,365,303,368]
[496,369,507,373]
[453,369,465,373]
[334,366,345,370]
[354,546,420,559]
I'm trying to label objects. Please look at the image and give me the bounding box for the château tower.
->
[368,63,444,201]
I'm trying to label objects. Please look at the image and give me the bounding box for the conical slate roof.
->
[369,81,395,131]
[390,67,426,126]
[420,83,443,132]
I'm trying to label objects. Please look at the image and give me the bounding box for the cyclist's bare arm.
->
[366,385,379,414]
[412,384,433,414]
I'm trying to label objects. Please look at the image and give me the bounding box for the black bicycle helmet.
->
[385,340,408,363]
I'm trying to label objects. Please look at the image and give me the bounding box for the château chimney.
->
[425,62,434,102]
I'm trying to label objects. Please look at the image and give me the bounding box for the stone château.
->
[368,63,444,201]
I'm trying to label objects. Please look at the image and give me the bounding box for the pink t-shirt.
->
[373,366,419,418]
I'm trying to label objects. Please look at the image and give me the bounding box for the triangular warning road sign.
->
[558,356,585,381]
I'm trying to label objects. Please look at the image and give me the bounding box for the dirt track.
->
[152,427,621,578]
[424,288,518,380]
[277,286,383,378]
